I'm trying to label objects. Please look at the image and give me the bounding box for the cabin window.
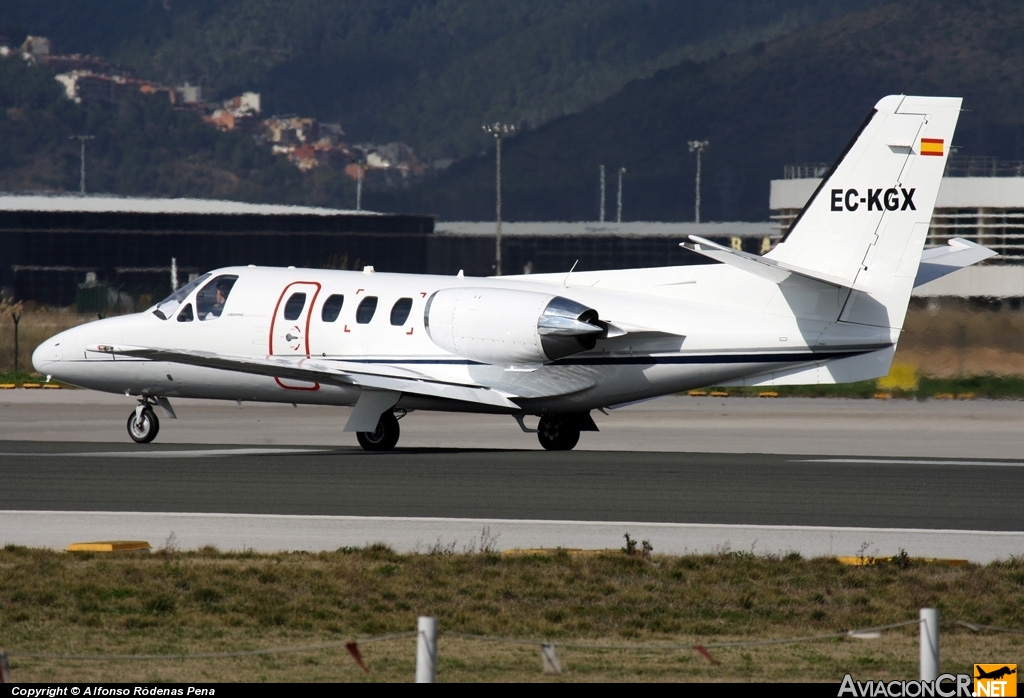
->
[197,275,238,321]
[283,292,307,321]
[390,297,413,326]
[356,296,378,324]
[152,273,210,320]
[176,304,194,322]
[321,294,345,322]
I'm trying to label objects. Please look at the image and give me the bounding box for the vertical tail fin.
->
[766,95,961,329]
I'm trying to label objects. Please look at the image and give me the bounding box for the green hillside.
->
[0,0,879,160]
[382,0,1024,222]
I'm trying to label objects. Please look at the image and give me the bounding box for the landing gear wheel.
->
[356,411,400,452]
[537,416,580,451]
[127,406,160,444]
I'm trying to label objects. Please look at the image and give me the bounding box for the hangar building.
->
[0,196,432,308]
[0,195,775,308]
[429,221,776,276]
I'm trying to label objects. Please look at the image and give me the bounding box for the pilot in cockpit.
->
[152,273,238,322]
[209,283,229,318]
[198,276,236,320]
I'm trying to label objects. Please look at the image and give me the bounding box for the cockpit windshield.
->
[152,273,211,320]
[196,275,238,320]
[152,273,240,321]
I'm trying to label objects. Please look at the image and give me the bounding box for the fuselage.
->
[33,263,893,415]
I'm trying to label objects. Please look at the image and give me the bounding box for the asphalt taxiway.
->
[2,392,1022,561]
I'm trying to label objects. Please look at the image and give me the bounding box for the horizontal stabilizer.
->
[914,238,997,288]
[681,235,854,289]
[90,345,520,410]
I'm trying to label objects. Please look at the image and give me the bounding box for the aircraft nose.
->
[32,332,65,372]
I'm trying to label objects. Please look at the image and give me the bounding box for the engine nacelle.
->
[424,287,603,365]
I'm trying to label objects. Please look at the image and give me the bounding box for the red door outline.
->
[269,281,322,391]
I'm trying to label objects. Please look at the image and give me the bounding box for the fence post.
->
[416,616,437,683]
[11,309,21,373]
[0,649,11,682]
[920,608,939,681]
[541,643,562,675]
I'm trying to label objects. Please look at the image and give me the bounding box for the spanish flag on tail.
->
[920,137,944,156]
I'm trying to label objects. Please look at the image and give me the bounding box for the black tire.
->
[537,416,580,451]
[127,406,160,444]
[356,411,400,451]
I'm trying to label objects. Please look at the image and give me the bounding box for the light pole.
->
[355,164,363,211]
[617,166,626,223]
[70,134,95,195]
[688,139,709,223]
[482,122,517,275]
[599,164,606,223]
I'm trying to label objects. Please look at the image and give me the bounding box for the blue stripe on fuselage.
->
[343,348,881,367]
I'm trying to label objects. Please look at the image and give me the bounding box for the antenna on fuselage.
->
[562,260,579,288]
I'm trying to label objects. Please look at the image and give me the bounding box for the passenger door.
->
[270,282,322,356]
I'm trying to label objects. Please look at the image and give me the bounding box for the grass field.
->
[2,545,1022,682]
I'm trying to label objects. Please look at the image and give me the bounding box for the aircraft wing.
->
[90,345,520,410]
[914,237,997,287]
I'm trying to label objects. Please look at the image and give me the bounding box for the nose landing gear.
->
[127,398,160,444]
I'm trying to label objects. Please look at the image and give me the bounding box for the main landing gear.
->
[536,415,582,451]
[513,412,598,451]
[127,398,160,444]
[356,411,401,452]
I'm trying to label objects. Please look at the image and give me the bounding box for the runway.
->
[2,392,1022,561]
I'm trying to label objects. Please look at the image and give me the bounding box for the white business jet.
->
[33,95,994,451]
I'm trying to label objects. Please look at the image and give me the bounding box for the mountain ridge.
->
[379,0,1024,221]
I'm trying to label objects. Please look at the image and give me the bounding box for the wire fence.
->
[3,614,1020,680]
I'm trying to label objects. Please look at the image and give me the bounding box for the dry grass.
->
[0,301,95,373]
[2,546,1022,682]
[898,300,1024,377]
